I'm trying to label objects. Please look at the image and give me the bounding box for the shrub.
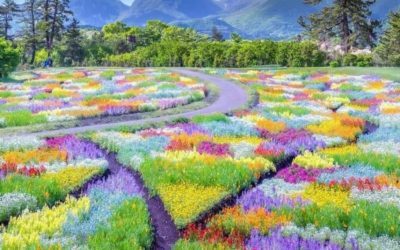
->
[0,38,20,78]
[330,60,340,67]
[343,54,358,66]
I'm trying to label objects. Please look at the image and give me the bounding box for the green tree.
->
[230,32,242,43]
[161,26,204,43]
[102,21,135,54]
[0,0,20,40]
[0,37,19,78]
[83,32,111,66]
[20,0,42,64]
[55,18,84,66]
[299,0,380,53]
[211,26,224,42]
[375,11,400,66]
[40,0,72,54]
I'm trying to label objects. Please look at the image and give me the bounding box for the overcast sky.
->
[3,0,135,6]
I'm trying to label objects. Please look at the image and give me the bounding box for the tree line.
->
[0,0,399,77]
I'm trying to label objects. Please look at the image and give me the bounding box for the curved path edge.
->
[23,68,248,137]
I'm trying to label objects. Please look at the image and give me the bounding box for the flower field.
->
[0,68,206,128]
[0,68,399,249]
[174,70,400,249]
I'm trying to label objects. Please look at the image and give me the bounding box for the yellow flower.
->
[298,184,352,211]
[293,151,334,169]
[157,184,228,228]
[2,197,89,248]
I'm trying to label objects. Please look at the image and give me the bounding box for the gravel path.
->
[27,68,248,137]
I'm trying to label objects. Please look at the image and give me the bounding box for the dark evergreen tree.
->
[0,0,20,40]
[60,18,84,65]
[376,11,400,66]
[211,26,224,42]
[299,0,380,53]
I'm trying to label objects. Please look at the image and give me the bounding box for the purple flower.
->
[237,188,309,212]
[46,135,104,160]
[272,129,325,156]
[85,168,143,196]
[197,141,231,156]
[169,123,208,135]
[277,164,336,184]
[246,229,342,250]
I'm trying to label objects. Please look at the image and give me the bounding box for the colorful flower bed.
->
[0,68,206,128]
[90,111,334,228]
[0,168,152,249]
[0,135,152,249]
[175,69,400,249]
[0,135,107,223]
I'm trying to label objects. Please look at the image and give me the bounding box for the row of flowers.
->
[0,68,206,128]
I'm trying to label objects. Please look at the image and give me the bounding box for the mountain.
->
[68,0,400,39]
[202,0,326,39]
[118,0,221,26]
[70,0,127,27]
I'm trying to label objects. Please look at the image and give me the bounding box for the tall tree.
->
[299,0,380,53]
[20,0,42,64]
[376,11,400,66]
[0,0,20,40]
[40,0,72,53]
[59,18,84,65]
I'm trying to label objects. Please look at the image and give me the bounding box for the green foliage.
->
[321,148,400,176]
[174,240,232,250]
[170,117,191,125]
[88,198,152,250]
[0,91,14,98]
[285,201,400,238]
[0,175,65,207]
[0,193,38,223]
[34,48,49,67]
[55,18,85,66]
[0,38,20,78]
[330,60,340,68]
[339,54,373,68]
[0,110,47,128]
[100,70,116,80]
[106,39,326,68]
[140,156,254,195]
[192,114,229,124]
[270,105,310,116]
[375,11,400,66]
[300,0,379,52]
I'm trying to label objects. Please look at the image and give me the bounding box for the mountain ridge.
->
[70,0,400,39]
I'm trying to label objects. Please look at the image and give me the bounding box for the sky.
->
[3,0,135,5]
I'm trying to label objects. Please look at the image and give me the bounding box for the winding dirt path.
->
[25,68,248,137]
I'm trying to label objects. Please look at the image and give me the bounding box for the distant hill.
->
[68,0,400,39]
[118,0,221,26]
[70,0,127,27]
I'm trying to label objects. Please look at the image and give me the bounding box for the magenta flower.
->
[197,141,232,156]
